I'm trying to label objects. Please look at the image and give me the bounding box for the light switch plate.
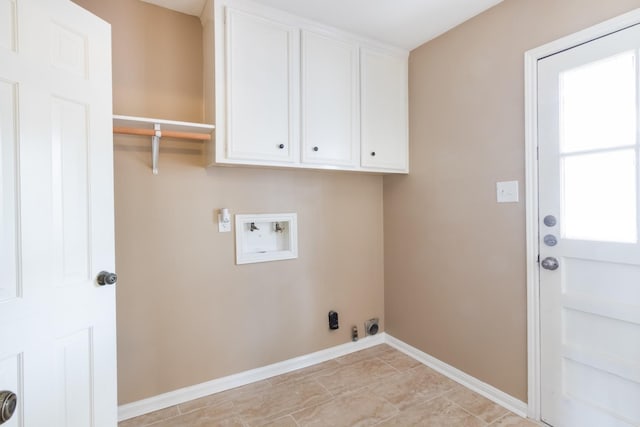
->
[496,180,519,203]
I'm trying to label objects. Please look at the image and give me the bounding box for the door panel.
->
[55,328,94,427]
[564,258,640,303]
[0,0,17,51]
[51,97,91,284]
[0,79,18,303]
[50,22,88,78]
[565,359,640,421]
[0,0,116,425]
[538,23,640,427]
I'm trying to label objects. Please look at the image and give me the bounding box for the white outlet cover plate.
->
[218,213,232,232]
[496,180,519,203]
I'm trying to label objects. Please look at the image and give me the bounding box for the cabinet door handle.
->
[371,151,376,157]
[278,144,285,149]
[313,146,319,152]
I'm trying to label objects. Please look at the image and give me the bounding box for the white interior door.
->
[0,0,116,425]
[538,24,640,427]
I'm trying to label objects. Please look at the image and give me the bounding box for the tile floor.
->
[119,345,538,427]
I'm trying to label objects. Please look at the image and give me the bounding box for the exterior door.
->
[538,24,640,427]
[0,0,116,425]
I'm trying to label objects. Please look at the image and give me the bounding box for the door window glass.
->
[562,149,637,243]
[560,51,636,153]
[559,51,638,243]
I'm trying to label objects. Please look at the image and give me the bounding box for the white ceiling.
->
[140,0,206,17]
[140,0,503,50]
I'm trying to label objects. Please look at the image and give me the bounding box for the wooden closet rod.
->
[113,126,211,141]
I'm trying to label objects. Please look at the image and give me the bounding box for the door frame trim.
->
[524,7,640,421]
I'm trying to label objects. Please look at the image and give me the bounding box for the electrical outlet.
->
[218,208,231,232]
[328,311,339,330]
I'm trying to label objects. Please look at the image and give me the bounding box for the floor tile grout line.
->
[141,412,183,427]
[391,384,459,413]
[310,356,401,397]
[287,392,337,424]
[271,362,342,388]
[243,383,335,426]
[375,393,404,418]
[376,355,402,374]
[311,377,333,397]
[442,386,510,424]
[488,411,528,426]
[442,394,493,426]
[372,409,403,427]
[319,368,398,399]
[488,412,510,426]
[179,396,238,417]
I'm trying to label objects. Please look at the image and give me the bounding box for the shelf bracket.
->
[112,114,215,175]
[152,124,161,175]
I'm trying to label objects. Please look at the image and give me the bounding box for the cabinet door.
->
[361,48,408,172]
[301,31,359,167]
[225,8,299,163]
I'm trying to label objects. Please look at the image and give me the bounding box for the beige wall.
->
[73,0,384,405]
[385,0,640,401]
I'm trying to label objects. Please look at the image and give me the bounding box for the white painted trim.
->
[118,334,386,421]
[524,43,541,422]
[523,7,640,422]
[385,335,528,418]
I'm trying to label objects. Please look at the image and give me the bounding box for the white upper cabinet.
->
[203,0,409,173]
[301,30,359,168]
[361,48,409,172]
[224,8,299,164]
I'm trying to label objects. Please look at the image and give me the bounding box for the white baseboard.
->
[118,334,386,421]
[385,335,528,417]
[119,332,528,421]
